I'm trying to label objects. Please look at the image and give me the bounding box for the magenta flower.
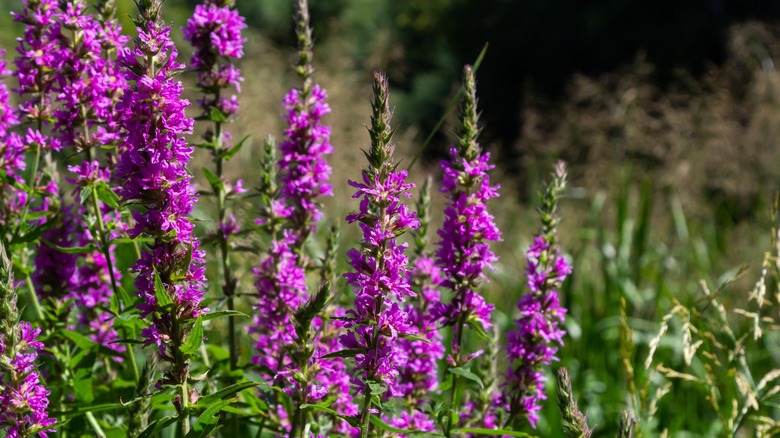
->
[0,320,56,437]
[341,73,419,428]
[395,256,445,399]
[502,162,570,428]
[433,146,500,332]
[0,51,25,226]
[250,230,307,374]
[278,85,334,236]
[116,2,206,389]
[433,66,500,378]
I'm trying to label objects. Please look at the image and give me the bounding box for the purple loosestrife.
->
[183,0,246,370]
[390,178,443,435]
[13,0,62,142]
[276,0,333,249]
[250,4,349,434]
[32,206,77,301]
[434,65,500,340]
[0,245,56,437]
[115,2,206,429]
[502,162,570,428]
[13,0,63,208]
[434,65,499,436]
[55,0,130,366]
[341,71,419,438]
[66,163,124,356]
[0,52,26,228]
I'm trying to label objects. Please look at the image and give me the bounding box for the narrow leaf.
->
[398,332,431,344]
[448,367,484,389]
[201,310,249,321]
[137,415,178,438]
[320,349,363,360]
[195,381,260,407]
[187,398,235,438]
[221,135,251,161]
[180,316,203,356]
[153,270,173,308]
[201,167,223,193]
[95,182,121,210]
[209,106,228,123]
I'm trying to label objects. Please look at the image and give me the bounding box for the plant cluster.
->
[2,0,779,437]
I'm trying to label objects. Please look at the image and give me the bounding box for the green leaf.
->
[137,415,178,438]
[80,185,94,205]
[109,338,145,346]
[194,381,260,408]
[187,398,234,438]
[11,218,56,244]
[201,167,223,193]
[60,330,97,351]
[399,332,431,344]
[201,310,249,321]
[95,182,121,210]
[53,403,121,417]
[43,241,97,254]
[209,106,228,123]
[451,428,535,437]
[180,316,203,356]
[73,367,95,403]
[221,134,251,160]
[171,241,194,282]
[299,404,360,427]
[448,366,484,389]
[153,270,173,308]
[320,349,363,359]
[466,318,491,342]
[367,381,387,396]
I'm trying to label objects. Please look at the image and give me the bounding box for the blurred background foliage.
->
[4,0,780,435]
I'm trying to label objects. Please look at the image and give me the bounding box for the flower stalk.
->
[183,0,247,371]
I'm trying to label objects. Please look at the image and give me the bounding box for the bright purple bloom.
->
[0,322,56,437]
[341,73,419,396]
[54,0,127,150]
[116,9,206,384]
[278,85,334,232]
[0,51,27,225]
[13,0,63,150]
[184,0,246,243]
[388,410,437,437]
[183,1,246,67]
[433,146,500,332]
[394,256,445,399]
[250,230,307,373]
[502,237,570,428]
[32,206,78,300]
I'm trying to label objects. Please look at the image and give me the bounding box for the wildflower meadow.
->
[1,0,780,437]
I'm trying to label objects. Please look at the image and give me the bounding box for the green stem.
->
[445,313,467,438]
[86,411,107,438]
[16,143,41,236]
[359,389,372,438]
[180,379,191,435]
[213,120,239,372]
[24,272,44,321]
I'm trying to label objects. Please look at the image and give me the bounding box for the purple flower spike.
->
[341,73,419,427]
[433,65,500,359]
[278,84,334,238]
[0,248,55,437]
[0,51,25,225]
[502,162,570,428]
[116,1,207,388]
